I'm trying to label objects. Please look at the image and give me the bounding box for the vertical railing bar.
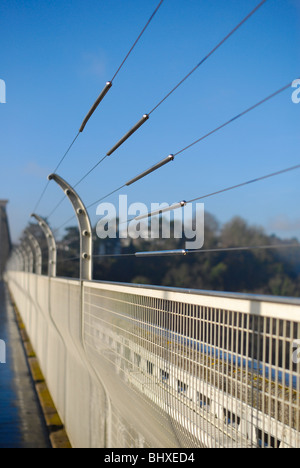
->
[147,293,151,398]
[245,313,251,447]
[230,312,235,447]
[236,312,241,447]
[253,314,259,447]
[185,303,190,436]
[185,302,190,440]
[212,308,216,447]
[279,319,286,448]
[210,306,215,446]
[191,303,197,441]
[287,322,292,448]
[261,316,266,448]
[208,307,211,443]
[156,295,161,409]
[219,309,223,448]
[268,317,273,447]
[157,296,161,409]
[189,304,194,444]
[163,296,167,414]
[179,300,184,433]
[212,306,217,445]
[231,310,235,447]
[171,299,175,425]
[226,310,230,448]
[170,299,175,423]
[148,295,153,403]
[240,312,245,448]
[251,315,255,446]
[233,311,238,447]
[256,314,260,447]
[296,322,300,447]
[154,295,158,406]
[176,299,180,428]
[231,311,238,448]
[207,306,210,444]
[259,316,263,447]
[219,308,223,446]
[274,318,280,449]
[291,321,297,447]
[202,306,207,444]
[180,301,185,439]
[179,300,183,431]
[155,298,159,409]
[165,296,170,416]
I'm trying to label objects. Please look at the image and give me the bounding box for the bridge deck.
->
[0,282,50,448]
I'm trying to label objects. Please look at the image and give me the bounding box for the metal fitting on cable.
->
[106,114,149,157]
[79,81,113,133]
[126,154,174,187]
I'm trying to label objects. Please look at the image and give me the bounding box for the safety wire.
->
[45,0,268,221]
[32,0,166,217]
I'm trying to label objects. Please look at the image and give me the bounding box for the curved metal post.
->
[5,251,13,272]
[13,249,21,272]
[15,247,25,272]
[20,243,29,273]
[9,249,19,271]
[23,240,34,273]
[48,173,93,281]
[26,230,43,275]
[31,214,57,277]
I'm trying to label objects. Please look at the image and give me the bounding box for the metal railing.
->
[5,270,300,448]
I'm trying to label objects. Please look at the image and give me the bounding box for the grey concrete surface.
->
[0,282,51,448]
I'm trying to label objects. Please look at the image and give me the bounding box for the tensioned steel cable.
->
[46,154,109,219]
[148,0,268,116]
[99,0,268,157]
[126,163,300,224]
[55,182,127,232]
[55,156,299,235]
[42,158,300,264]
[47,0,268,221]
[78,0,165,134]
[110,0,165,83]
[32,1,165,216]
[54,79,294,232]
[173,81,295,158]
[32,132,80,214]
[53,243,300,264]
[90,243,299,260]
[103,0,268,155]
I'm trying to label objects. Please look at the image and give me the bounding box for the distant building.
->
[0,201,12,279]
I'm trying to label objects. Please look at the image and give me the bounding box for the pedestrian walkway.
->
[0,282,51,448]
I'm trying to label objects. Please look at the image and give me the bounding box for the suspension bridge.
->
[1,0,299,449]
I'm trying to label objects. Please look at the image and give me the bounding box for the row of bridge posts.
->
[7,174,93,281]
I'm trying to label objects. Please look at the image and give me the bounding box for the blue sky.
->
[0,0,299,244]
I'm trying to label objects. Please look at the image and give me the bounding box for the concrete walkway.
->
[0,282,51,448]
